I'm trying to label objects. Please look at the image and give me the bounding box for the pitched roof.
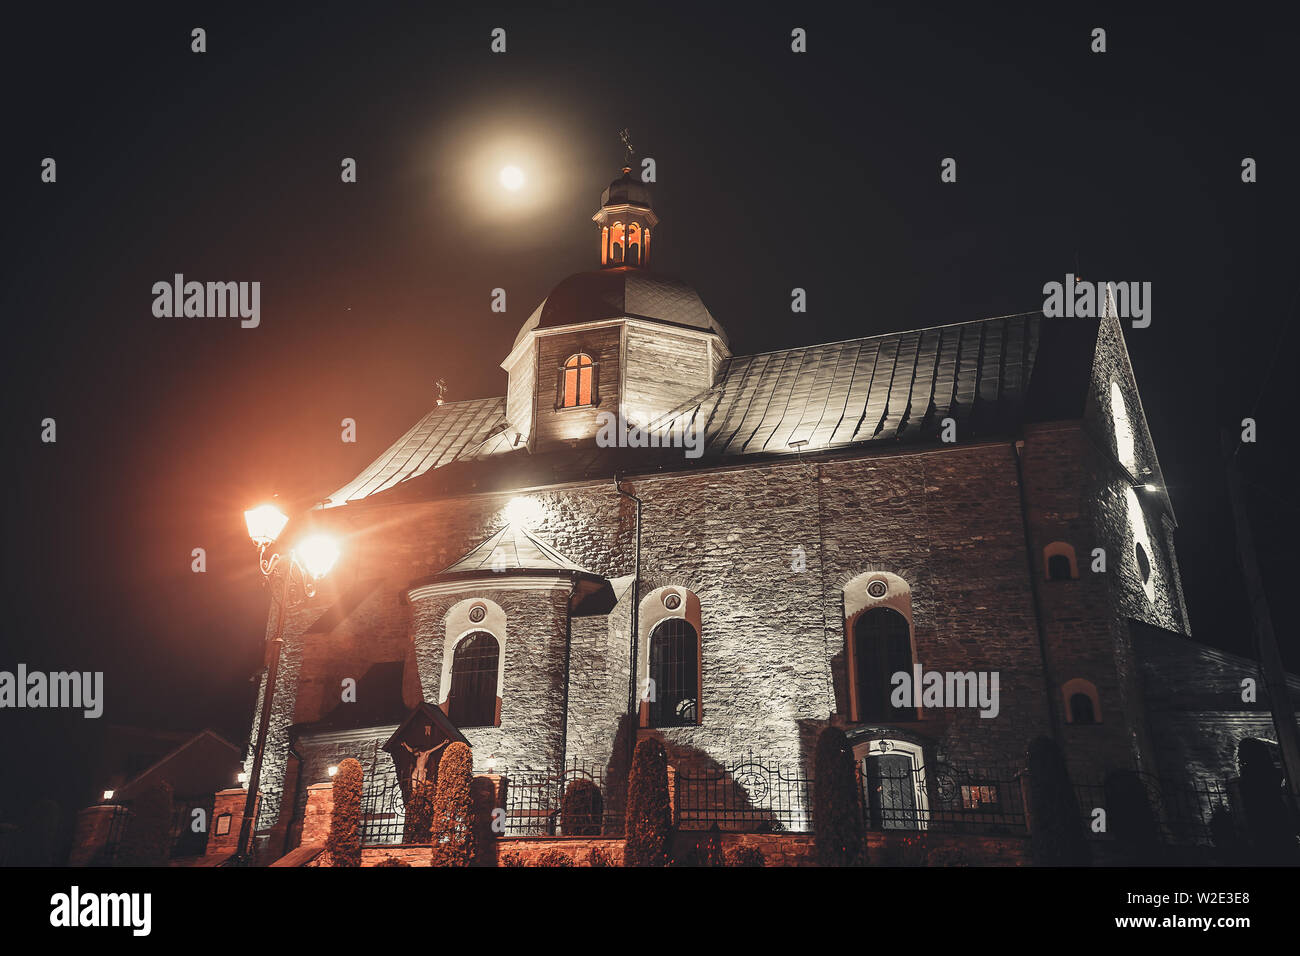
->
[652,313,1040,456]
[440,523,592,576]
[324,396,518,507]
[322,312,1090,508]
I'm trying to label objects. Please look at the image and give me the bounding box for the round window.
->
[867,580,888,599]
[1135,542,1151,584]
[662,592,682,611]
[468,605,486,623]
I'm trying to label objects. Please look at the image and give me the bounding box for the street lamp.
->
[236,503,339,862]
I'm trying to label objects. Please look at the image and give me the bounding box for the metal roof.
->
[323,313,1070,508]
[323,396,516,507]
[512,269,729,350]
[439,523,593,576]
[651,313,1039,456]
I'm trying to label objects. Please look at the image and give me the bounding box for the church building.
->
[237,158,1293,861]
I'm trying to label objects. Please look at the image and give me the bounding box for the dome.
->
[601,169,653,208]
[512,269,729,351]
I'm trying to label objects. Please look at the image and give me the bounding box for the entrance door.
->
[861,740,927,830]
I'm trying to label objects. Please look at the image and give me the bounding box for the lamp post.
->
[237,504,339,862]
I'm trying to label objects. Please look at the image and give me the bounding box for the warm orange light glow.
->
[562,353,593,407]
[244,504,289,546]
[295,533,340,580]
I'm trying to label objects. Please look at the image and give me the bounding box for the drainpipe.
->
[614,474,642,769]
[1012,440,1062,746]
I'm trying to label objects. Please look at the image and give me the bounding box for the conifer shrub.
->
[724,844,765,867]
[1026,737,1089,866]
[403,778,435,843]
[1103,769,1162,864]
[534,847,575,867]
[624,737,671,866]
[812,726,866,866]
[561,778,603,835]
[326,758,364,867]
[429,742,476,866]
[118,781,173,866]
[1237,737,1298,863]
[375,855,411,867]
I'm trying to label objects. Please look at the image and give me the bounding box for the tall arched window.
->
[853,607,915,722]
[648,618,699,727]
[447,632,499,728]
[560,353,596,408]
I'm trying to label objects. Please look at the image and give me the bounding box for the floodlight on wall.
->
[327,765,339,778]
[102,790,114,801]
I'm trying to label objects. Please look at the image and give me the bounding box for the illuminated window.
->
[961,784,1000,811]
[626,223,641,266]
[610,222,624,263]
[448,632,499,728]
[559,353,596,408]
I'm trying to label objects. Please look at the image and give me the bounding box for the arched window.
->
[626,223,641,266]
[1069,693,1096,724]
[447,632,499,728]
[559,353,596,408]
[610,222,624,263]
[648,618,699,727]
[853,607,915,722]
[1043,541,1077,581]
[1110,380,1137,473]
[1062,678,1101,725]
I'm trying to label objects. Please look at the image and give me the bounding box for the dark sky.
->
[2,3,1297,817]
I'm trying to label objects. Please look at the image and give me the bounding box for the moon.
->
[499,165,524,191]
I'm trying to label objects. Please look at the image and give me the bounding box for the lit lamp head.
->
[244,504,289,547]
[295,533,340,580]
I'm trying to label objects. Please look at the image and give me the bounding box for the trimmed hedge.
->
[813,727,866,866]
[624,738,672,866]
[327,758,364,867]
[1026,737,1089,866]
[429,742,475,866]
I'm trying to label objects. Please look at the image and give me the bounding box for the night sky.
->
[2,4,1297,822]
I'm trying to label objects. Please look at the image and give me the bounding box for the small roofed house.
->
[70,727,241,865]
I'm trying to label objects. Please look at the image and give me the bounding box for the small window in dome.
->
[559,353,597,409]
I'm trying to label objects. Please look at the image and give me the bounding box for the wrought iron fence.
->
[863,763,1028,834]
[360,774,408,845]
[1075,773,1232,845]
[503,760,624,837]
[675,756,813,832]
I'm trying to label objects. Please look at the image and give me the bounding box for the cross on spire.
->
[618,128,635,168]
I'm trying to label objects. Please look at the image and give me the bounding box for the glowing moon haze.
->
[499,165,524,191]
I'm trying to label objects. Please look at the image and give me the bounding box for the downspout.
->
[1013,439,1062,745]
[614,474,642,770]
